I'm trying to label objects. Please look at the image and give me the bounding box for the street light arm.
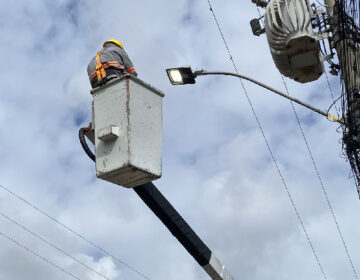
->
[194,70,344,124]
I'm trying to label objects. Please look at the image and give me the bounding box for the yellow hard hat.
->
[103,39,124,49]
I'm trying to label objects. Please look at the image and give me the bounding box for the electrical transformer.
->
[264,0,324,83]
[91,75,164,188]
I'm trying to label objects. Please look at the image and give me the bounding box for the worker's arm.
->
[87,56,97,80]
[115,49,138,77]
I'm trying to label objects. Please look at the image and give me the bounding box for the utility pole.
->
[329,0,360,193]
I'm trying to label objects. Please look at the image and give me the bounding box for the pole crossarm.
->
[194,70,344,124]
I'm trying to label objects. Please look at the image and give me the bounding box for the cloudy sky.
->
[0,0,359,279]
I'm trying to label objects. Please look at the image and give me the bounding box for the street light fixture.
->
[166,66,197,85]
[165,66,343,124]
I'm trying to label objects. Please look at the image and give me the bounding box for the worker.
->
[87,39,137,88]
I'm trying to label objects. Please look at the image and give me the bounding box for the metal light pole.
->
[166,66,343,124]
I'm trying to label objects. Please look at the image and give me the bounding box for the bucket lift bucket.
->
[90,75,164,188]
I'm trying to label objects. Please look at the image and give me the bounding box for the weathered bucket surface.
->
[91,75,164,188]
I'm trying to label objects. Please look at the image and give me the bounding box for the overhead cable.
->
[255,15,357,276]
[0,184,152,280]
[324,71,341,117]
[206,1,327,279]
[0,211,111,280]
[0,230,81,280]
[280,75,358,279]
[256,11,355,275]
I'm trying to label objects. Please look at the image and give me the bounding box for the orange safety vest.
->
[89,49,132,84]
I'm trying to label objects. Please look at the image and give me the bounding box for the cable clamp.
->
[327,113,342,123]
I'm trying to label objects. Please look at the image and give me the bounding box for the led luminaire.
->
[168,69,183,84]
[166,66,196,85]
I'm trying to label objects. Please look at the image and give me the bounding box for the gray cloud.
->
[0,0,358,280]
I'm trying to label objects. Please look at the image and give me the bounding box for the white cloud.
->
[0,1,358,280]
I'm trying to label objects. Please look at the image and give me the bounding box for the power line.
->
[257,3,358,279]
[207,1,328,279]
[322,48,358,277]
[323,70,359,189]
[270,0,356,273]
[0,184,152,280]
[324,71,341,117]
[0,211,111,280]
[254,4,349,276]
[280,75,358,279]
[262,9,356,275]
[256,5,264,25]
[0,230,81,280]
